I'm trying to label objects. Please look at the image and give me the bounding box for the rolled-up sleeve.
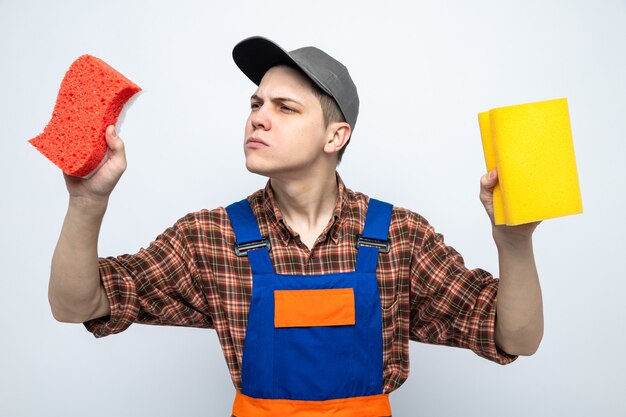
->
[84,213,214,338]
[409,219,517,365]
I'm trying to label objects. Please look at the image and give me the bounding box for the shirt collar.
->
[262,172,347,246]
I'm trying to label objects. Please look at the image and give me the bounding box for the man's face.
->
[244,65,328,179]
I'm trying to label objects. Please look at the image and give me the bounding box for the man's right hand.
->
[64,125,127,205]
[49,125,124,323]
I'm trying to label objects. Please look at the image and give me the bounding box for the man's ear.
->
[323,122,351,155]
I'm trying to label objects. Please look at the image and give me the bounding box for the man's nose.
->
[250,105,271,131]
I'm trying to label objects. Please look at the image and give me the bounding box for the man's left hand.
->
[479,168,541,245]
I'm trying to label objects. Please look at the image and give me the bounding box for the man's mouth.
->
[246,137,269,148]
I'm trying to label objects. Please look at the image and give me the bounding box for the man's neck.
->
[270,170,338,249]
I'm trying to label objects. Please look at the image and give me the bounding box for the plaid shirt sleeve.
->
[84,213,214,337]
[408,213,517,365]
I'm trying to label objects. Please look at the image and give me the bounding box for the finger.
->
[105,125,123,151]
[105,125,127,161]
[480,168,498,191]
[479,169,498,208]
[103,125,127,173]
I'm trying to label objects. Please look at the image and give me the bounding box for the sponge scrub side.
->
[29,55,141,177]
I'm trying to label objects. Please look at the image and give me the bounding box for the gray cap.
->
[232,36,359,131]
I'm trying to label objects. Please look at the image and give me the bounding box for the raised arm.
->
[479,169,544,356]
[48,125,126,323]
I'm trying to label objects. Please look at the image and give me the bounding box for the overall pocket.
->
[272,288,358,400]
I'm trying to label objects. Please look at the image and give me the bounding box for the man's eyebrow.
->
[250,94,304,106]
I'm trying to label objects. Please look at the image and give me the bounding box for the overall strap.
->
[355,198,393,273]
[225,199,275,275]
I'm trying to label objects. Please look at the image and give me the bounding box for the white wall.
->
[1,0,625,416]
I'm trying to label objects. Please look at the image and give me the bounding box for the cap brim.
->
[233,36,299,85]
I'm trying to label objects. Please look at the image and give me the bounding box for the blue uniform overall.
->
[226,198,393,417]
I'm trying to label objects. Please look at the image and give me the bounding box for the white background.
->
[1,1,625,416]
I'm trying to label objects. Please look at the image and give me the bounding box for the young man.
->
[48,36,543,416]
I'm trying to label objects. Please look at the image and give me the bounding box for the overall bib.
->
[226,198,393,417]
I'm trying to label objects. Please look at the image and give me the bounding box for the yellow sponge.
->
[478,98,583,225]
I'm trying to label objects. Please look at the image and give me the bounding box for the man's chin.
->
[245,161,272,178]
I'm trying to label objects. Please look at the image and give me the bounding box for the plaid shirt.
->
[86,175,516,393]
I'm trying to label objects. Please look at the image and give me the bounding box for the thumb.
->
[105,125,124,153]
[105,125,127,163]
[479,168,498,218]
[102,125,127,175]
[481,168,498,191]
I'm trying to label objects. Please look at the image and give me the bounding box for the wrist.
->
[68,195,109,219]
[492,225,534,251]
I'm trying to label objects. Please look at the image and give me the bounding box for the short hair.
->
[293,67,349,162]
[310,86,350,162]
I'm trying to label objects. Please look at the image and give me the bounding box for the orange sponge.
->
[29,55,141,177]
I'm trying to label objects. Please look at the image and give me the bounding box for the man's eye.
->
[281,106,295,113]
[250,102,261,110]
